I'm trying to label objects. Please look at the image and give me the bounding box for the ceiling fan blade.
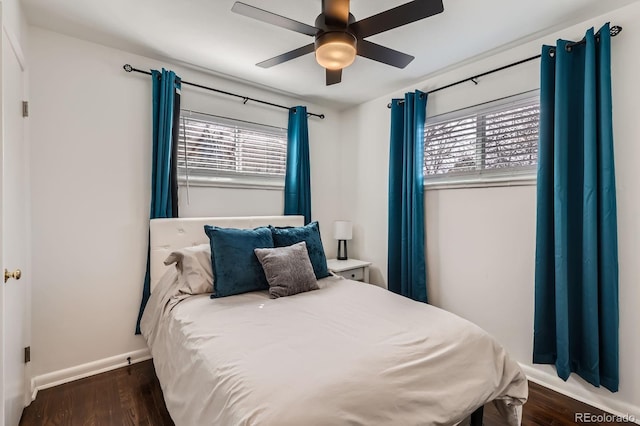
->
[326,68,342,86]
[357,40,414,68]
[350,0,444,39]
[232,2,318,36]
[257,44,315,68]
[322,0,350,26]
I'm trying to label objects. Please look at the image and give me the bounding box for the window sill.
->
[178,176,284,191]
[425,175,536,190]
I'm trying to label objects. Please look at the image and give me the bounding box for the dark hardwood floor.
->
[20,360,634,425]
[21,360,173,426]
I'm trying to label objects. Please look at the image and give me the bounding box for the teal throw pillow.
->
[204,225,274,298]
[270,221,330,279]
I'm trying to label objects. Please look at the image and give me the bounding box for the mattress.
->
[141,273,527,426]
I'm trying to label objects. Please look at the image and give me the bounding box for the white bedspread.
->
[142,273,527,426]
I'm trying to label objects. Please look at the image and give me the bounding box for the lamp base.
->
[337,240,348,260]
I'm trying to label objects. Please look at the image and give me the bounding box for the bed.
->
[141,216,527,425]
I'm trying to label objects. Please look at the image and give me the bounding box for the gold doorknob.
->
[4,269,21,283]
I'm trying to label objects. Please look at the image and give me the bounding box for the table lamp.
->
[333,221,352,260]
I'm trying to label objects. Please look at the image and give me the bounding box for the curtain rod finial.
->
[123,64,133,72]
[610,26,622,37]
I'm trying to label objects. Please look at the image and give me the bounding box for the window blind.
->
[177,111,287,184]
[424,92,539,185]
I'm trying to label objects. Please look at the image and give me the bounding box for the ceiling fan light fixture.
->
[315,31,357,70]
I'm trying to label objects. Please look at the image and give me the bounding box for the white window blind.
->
[424,91,539,186]
[178,111,287,187]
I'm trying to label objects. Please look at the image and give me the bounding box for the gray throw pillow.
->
[254,241,319,298]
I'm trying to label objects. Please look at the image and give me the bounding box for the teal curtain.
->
[136,69,182,334]
[534,23,619,392]
[388,91,428,303]
[284,106,311,224]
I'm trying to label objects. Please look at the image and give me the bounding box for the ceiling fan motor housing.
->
[314,12,356,30]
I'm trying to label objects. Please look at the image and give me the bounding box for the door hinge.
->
[22,101,29,118]
[24,346,30,363]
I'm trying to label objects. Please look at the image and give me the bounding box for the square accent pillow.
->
[204,225,274,298]
[254,241,319,298]
[270,221,330,279]
[164,244,213,295]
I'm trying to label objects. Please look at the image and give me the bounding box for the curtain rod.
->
[123,64,325,119]
[387,25,622,108]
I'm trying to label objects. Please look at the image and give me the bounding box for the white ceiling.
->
[22,0,636,108]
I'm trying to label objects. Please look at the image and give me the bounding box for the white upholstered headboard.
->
[149,215,304,292]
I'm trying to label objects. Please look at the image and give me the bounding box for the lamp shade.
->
[333,221,353,240]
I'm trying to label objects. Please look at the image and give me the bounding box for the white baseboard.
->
[30,348,151,402]
[519,363,640,424]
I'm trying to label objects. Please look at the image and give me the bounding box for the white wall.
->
[1,0,28,50]
[28,26,342,380]
[340,2,640,418]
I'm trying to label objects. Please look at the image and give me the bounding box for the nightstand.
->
[327,259,372,283]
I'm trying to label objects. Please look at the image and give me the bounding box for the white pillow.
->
[164,244,213,295]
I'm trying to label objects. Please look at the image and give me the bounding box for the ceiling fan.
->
[231,0,445,86]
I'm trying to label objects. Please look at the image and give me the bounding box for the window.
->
[424,91,539,187]
[178,111,287,188]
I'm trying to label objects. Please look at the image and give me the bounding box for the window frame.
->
[423,90,540,190]
[177,110,287,190]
